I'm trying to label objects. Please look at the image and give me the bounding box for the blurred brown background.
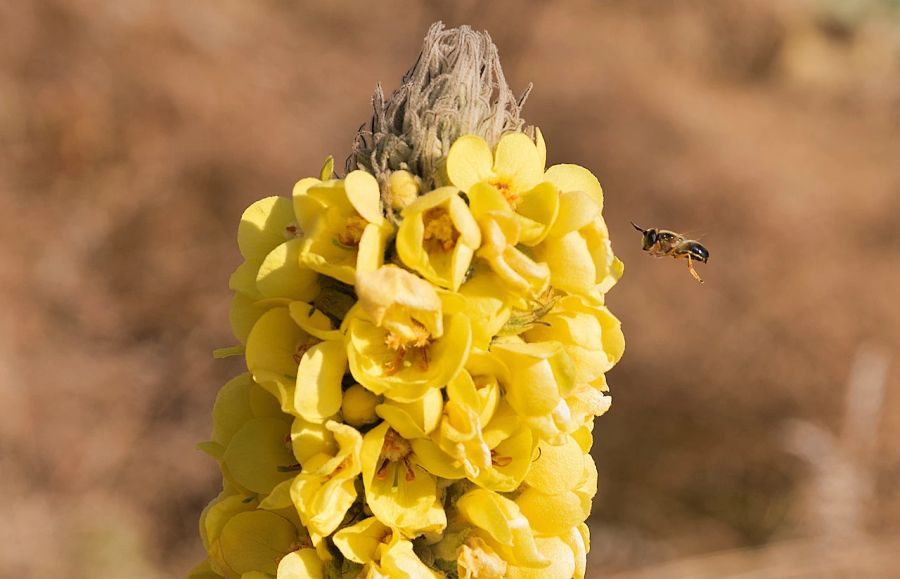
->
[3,0,900,577]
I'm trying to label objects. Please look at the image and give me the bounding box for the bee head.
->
[631,222,657,251]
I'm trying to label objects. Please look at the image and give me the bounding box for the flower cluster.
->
[191,131,624,579]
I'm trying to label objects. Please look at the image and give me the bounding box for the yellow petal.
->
[246,307,310,383]
[410,437,467,480]
[516,487,587,536]
[332,517,391,564]
[506,536,575,579]
[447,135,494,192]
[287,302,341,342]
[211,374,254,447]
[490,341,575,418]
[457,536,508,579]
[524,435,585,494]
[229,260,262,298]
[257,239,319,301]
[276,548,324,579]
[229,293,269,345]
[376,387,443,439]
[458,268,512,349]
[381,538,442,578]
[355,266,443,340]
[456,489,548,568]
[238,196,298,262]
[535,128,546,170]
[290,417,336,466]
[219,511,298,577]
[201,491,256,553]
[474,426,533,492]
[223,417,295,495]
[259,478,293,511]
[345,170,385,225]
[548,191,599,238]
[515,182,559,246]
[295,340,348,423]
[544,163,603,209]
[492,132,542,193]
[563,525,588,579]
[533,231,597,297]
[292,178,326,235]
[467,182,511,221]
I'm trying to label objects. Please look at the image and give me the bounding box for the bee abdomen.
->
[684,241,709,263]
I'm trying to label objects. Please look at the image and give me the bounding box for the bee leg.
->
[687,256,704,284]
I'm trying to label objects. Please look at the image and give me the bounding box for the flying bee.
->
[631,222,709,284]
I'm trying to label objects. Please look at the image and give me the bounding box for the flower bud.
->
[388,169,420,210]
[342,383,380,427]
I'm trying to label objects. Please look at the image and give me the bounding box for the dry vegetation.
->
[2,1,900,577]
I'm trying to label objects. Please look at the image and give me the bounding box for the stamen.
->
[335,214,369,247]
[491,179,519,206]
[422,207,459,252]
[491,450,512,467]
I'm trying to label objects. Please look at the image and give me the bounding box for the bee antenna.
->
[630,221,645,233]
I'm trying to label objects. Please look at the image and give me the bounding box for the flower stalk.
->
[192,21,623,579]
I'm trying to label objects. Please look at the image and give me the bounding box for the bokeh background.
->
[3,0,900,577]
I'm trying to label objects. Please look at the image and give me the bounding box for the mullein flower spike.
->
[193,23,623,579]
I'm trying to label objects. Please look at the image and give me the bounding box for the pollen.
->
[383,320,433,374]
[490,449,513,468]
[422,207,459,253]
[335,214,369,247]
[376,429,418,483]
[490,178,519,206]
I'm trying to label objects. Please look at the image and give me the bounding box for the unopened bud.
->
[388,170,421,210]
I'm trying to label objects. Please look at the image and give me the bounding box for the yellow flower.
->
[475,211,550,298]
[489,339,577,442]
[332,516,391,564]
[291,421,363,544]
[433,370,492,479]
[289,417,337,467]
[332,516,441,578]
[296,170,393,285]
[532,180,622,300]
[447,133,558,245]
[522,295,624,384]
[375,386,444,439]
[221,416,295,496]
[523,435,586,495]
[432,350,533,491]
[288,301,347,424]
[457,536,508,579]
[229,195,320,344]
[360,423,447,537]
[396,186,481,291]
[200,373,282,462]
[348,266,471,401]
[245,306,317,414]
[209,508,301,578]
[455,488,548,569]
